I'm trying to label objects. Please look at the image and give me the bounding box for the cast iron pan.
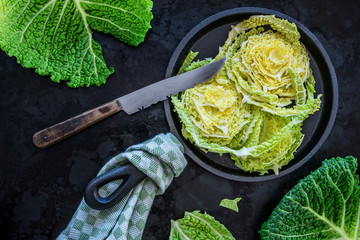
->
[163,7,338,182]
[85,7,338,210]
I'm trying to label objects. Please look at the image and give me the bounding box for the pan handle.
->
[84,163,147,210]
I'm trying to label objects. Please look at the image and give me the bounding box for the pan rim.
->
[164,7,338,182]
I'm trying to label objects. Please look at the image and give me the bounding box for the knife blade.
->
[119,57,225,115]
[32,58,225,148]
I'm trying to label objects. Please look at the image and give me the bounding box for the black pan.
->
[85,7,338,210]
[163,7,338,182]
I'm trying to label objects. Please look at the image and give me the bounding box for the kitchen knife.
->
[32,57,226,148]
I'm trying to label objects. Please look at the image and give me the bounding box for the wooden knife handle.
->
[32,100,122,148]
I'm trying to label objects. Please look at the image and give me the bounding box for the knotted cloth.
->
[57,133,187,240]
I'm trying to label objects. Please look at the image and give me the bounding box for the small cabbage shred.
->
[171,15,321,175]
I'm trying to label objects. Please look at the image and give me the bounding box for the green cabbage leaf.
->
[260,156,360,240]
[171,15,321,174]
[169,211,235,240]
[219,197,242,212]
[0,0,153,87]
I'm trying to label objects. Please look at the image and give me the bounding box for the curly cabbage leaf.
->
[169,211,235,240]
[171,15,321,174]
[0,0,153,87]
[260,156,360,240]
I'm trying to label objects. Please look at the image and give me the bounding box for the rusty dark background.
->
[0,0,359,239]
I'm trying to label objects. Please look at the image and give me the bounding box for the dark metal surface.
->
[164,7,338,181]
[0,0,359,239]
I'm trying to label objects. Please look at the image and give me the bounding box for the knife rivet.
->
[43,135,47,140]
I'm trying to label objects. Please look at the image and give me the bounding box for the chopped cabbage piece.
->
[219,197,242,212]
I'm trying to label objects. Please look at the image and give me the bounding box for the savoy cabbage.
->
[0,0,153,87]
[260,156,360,239]
[171,15,321,174]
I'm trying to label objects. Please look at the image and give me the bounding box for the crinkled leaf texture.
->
[260,156,360,240]
[0,0,153,87]
[169,211,235,240]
